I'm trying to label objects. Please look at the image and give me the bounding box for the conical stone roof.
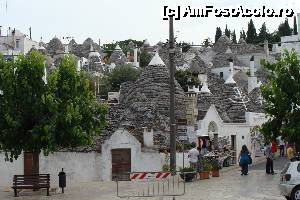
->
[189,54,207,74]
[119,53,187,131]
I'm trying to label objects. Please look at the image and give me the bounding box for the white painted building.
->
[0,128,189,189]
[272,13,300,54]
[0,28,39,59]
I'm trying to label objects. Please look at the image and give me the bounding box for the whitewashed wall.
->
[40,152,101,186]
[0,153,24,189]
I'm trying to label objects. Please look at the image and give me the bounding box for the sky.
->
[0,0,300,45]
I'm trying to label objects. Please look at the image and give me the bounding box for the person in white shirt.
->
[279,138,285,157]
[188,142,199,170]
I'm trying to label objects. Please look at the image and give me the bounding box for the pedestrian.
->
[279,138,285,157]
[265,144,275,175]
[188,142,199,170]
[238,145,251,176]
[287,144,295,161]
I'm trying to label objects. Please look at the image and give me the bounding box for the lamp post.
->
[169,16,176,173]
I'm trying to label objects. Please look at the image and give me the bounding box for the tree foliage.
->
[240,29,246,40]
[293,16,298,35]
[94,64,141,98]
[278,18,292,37]
[0,51,108,162]
[175,70,200,92]
[246,19,257,44]
[231,30,237,44]
[215,27,222,43]
[256,22,271,44]
[225,25,231,39]
[139,50,152,67]
[260,50,300,144]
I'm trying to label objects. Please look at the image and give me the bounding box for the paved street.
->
[0,157,288,200]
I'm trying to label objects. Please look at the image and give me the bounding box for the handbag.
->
[248,154,252,165]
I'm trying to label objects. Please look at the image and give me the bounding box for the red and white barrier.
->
[130,172,171,181]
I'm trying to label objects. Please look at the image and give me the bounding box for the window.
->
[220,72,223,78]
[16,39,20,49]
[297,163,300,173]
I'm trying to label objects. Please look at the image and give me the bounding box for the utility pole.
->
[169,16,176,173]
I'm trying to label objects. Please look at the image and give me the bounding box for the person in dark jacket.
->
[238,145,251,176]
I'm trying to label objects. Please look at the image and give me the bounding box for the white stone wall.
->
[0,153,24,189]
[0,152,101,190]
[40,152,101,186]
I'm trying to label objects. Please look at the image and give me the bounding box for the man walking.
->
[266,144,274,175]
[279,138,285,157]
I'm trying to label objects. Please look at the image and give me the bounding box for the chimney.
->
[248,55,258,94]
[134,47,138,67]
[264,40,269,56]
[29,27,32,40]
[249,55,255,77]
[198,74,210,93]
[143,128,153,147]
[12,28,16,49]
[298,13,300,36]
[225,58,236,84]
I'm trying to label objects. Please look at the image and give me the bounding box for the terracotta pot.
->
[199,171,210,179]
[211,170,220,177]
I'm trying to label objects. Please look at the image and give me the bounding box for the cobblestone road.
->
[0,157,288,200]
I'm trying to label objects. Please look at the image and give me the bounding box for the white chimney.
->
[249,55,255,77]
[264,40,269,56]
[134,47,138,67]
[143,128,154,147]
[42,62,47,84]
[198,74,211,93]
[248,56,258,94]
[225,58,236,84]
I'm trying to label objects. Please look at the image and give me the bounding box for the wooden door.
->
[24,152,33,175]
[111,149,131,181]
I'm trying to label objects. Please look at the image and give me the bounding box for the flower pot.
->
[180,172,195,182]
[199,171,210,179]
[211,170,220,177]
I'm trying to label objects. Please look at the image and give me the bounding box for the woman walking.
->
[238,145,251,176]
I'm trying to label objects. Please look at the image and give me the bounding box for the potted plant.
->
[179,167,196,182]
[210,158,221,177]
[199,159,211,180]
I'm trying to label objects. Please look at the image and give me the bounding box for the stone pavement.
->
[0,157,288,200]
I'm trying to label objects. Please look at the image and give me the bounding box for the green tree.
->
[109,64,141,91]
[0,51,107,174]
[257,22,271,44]
[246,19,257,44]
[139,50,152,67]
[225,25,231,39]
[293,16,298,35]
[175,70,200,92]
[215,27,222,43]
[231,30,237,44]
[202,38,212,47]
[240,29,246,40]
[260,50,300,145]
[278,18,292,37]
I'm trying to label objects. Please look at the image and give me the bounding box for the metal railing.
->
[116,171,186,199]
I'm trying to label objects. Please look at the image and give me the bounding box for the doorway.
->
[111,149,131,181]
